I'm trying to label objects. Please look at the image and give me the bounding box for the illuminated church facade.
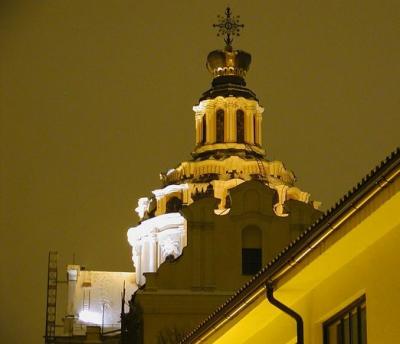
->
[124,9,321,343]
[127,48,321,288]
[45,8,400,344]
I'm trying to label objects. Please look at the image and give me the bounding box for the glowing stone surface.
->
[127,212,186,285]
[65,267,136,334]
[78,310,103,325]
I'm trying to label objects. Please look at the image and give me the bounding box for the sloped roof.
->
[181,147,400,343]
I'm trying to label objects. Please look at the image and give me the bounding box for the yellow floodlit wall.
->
[205,176,400,344]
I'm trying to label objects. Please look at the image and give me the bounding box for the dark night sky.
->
[1,1,399,343]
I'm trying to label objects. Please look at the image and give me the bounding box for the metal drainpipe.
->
[266,282,304,344]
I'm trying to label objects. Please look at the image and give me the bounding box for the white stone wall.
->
[65,267,136,334]
[127,213,187,286]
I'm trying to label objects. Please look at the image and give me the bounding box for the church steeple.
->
[193,8,264,159]
[203,7,255,100]
[128,8,320,287]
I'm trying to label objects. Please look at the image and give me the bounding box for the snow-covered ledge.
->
[127,213,186,286]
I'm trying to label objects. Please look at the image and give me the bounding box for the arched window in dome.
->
[253,115,257,145]
[236,109,245,143]
[216,109,224,143]
[242,226,262,275]
[202,115,207,144]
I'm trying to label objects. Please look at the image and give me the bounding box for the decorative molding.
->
[127,213,187,286]
[192,96,264,154]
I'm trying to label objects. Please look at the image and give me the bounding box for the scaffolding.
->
[44,251,58,344]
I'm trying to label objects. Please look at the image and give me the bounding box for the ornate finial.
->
[213,7,244,49]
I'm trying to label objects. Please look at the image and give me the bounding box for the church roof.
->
[180,146,400,343]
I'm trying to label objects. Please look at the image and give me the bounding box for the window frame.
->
[216,109,224,143]
[241,248,262,275]
[323,294,367,344]
[236,109,245,143]
[241,226,262,275]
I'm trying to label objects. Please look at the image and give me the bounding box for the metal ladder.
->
[45,251,58,344]
[244,143,266,181]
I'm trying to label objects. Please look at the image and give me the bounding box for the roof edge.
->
[181,147,400,343]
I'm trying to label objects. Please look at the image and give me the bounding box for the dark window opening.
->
[166,197,182,213]
[242,248,261,275]
[165,254,175,263]
[236,110,245,143]
[216,109,224,143]
[323,295,367,344]
[225,195,231,208]
[242,226,262,275]
[202,115,207,144]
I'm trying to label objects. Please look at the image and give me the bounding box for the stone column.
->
[182,221,187,247]
[132,244,142,285]
[255,114,262,145]
[66,265,80,317]
[148,231,157,272]
[154,195,166,216]
[255,104,264,146]
[244,106,254,144]
[205,103,216,143]
[225,98,237,143]
[195,113,203,145]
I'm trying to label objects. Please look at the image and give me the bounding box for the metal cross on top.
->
[213,7,244,48]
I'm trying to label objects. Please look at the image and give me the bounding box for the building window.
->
[216,109,224,143]
[323,295,367,344]
[202,115,207,144]
[166,197,182,213]
[236,110,245,143]
[242,226,262,275]
[253,115,257,144]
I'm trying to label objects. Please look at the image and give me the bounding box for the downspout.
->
[266,282,304,344]
[183,160,400,344]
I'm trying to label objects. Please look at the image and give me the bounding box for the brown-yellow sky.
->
[1,1,399,343]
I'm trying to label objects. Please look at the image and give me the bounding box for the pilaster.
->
[195,114,203,145]
[205,103,216,144]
